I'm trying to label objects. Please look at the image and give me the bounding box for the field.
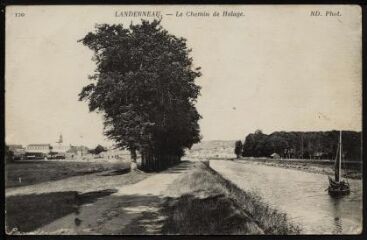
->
[5,160,130,188]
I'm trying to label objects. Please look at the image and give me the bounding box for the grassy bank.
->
[5,189,121,233]
[5,170,151,234]
[236,158,362,179]
[5,160,130,188]
[161,162,301,235]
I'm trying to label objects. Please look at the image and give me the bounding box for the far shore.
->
[230,158,362,180]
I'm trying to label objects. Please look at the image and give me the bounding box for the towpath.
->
[6,161,193,235]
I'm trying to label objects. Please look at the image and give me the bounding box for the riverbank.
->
[235,158,362,180]
[162,162,301,234]
[7,160,302,235]
[210,160,362,234]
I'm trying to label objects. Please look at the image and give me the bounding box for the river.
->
[210,160,362,234]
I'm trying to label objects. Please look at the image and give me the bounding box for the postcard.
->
[5,4,362,235]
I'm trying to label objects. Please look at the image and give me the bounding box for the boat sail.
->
[328,131,350,197]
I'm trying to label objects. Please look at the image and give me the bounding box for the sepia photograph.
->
[4,4,363,235]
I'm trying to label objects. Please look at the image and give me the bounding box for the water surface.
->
[210,160,362,234]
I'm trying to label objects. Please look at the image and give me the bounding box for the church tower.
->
[57,134,63,144]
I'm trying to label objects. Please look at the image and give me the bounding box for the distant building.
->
[8,144,23,151]
[67,145,89,158]
[51,144,71,154]
[312,152,330,160]
[100,147,130,160]
[8,144,26,160]
[26,144,52,154]
[270,153,280,159]
[50,134,71,158]
[56,134,63,144]
[25,144,52,159]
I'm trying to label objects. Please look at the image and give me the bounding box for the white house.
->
[51,144,71,153]
[26,144,52,154]
[100,147,130,161]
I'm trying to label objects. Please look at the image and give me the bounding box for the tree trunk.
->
[130,148,137,170]
[139,148,182,172]
[140,148,154,171]
[130,148,137,163]
[142,151,146,170]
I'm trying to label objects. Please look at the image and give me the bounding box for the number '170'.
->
[15,13,25,17]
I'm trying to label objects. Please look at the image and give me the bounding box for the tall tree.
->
[234,140,243,159]
[79,20,202,171]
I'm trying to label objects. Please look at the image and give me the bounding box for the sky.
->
[5,5,362,148]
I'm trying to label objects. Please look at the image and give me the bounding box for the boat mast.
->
[334,131,341,182]
[339,131,342,181]
[301,133,304,159]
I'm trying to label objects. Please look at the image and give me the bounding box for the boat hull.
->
[327,131,350,198]
[328,177,350,197]
[328,187,350,197]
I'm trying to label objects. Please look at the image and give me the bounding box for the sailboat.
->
[328,131,350,197]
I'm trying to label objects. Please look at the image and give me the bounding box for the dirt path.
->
[25,161,193,235]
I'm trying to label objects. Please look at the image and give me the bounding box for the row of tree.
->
[240,130,361,161]
[79,20,201,171]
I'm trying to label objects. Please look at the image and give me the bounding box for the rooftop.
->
[27,144,51,147]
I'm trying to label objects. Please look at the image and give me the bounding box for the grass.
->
[6,191,79,233]
[5,189,118,233]
[5,170,151,234]
[161,193,263,234]
[162,162,301,235]
[5,160,130,188]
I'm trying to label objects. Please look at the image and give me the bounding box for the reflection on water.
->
[332,199,342,234]
[210,160,362,234]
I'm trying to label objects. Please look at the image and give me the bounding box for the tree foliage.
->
[5,145,14,164]
[79,20,202,169]
[234,140,243,158]
[242,130,361,161]
[95,145,107,155]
